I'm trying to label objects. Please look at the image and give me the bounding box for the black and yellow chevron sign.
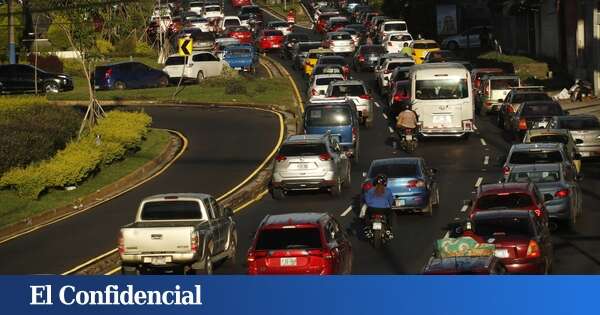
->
[178,38,193,56]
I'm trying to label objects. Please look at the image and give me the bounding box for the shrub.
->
[134,41,156,57]
[220,63,239,79]
[61,58,84,77]
[47,15,71,51]
[224,79,247,95]
[0,110,152,199]
[26,54,64,73]
[113,37,137,57]
[95,39,114,55]
[0,96,49,111]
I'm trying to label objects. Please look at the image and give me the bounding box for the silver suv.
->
[326,80,374,127]
[270,134,351,199]
[502,143,579,179]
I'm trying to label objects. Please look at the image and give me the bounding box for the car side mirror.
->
[225,207,233,217]
[543,193,554,202]
[575,139,584,145]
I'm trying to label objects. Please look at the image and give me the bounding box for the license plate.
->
[372,222,383,230]
[370,57,378,61]
[433,115,452,125]
[494,249,509,258]
[150,256,168,265]
[395,199,405,207]
[234,67,242,70]
[537,121,548,128]
[280,257,297,266]
[292,163,311,169]
[405,135,413,141]
[272,44,280,48]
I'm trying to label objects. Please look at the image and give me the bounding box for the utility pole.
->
[8,0,16,64]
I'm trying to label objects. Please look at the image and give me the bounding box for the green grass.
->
[478,51,537,66]
[0,129,171,228]
[48,77,295,110]
[255,0,311,24]
[0,95,49,112]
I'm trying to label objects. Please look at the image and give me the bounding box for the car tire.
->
[447,41,459,50]
[272,188,285,200]
[44,81,60,94]
[196,71,205,84]
[121,265,139,275]
[461,133,471,141]
[343,165,352,187]
[159,76,169,88]
[423,198,433,216]
[114,81,126,90]
[432,187,440,208]
[225,231,237,266]
[331,178,342,197]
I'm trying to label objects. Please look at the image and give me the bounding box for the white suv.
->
[378,20,408,43]
[163,52,225,83]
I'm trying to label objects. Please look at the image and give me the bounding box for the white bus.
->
[409,63,474,138]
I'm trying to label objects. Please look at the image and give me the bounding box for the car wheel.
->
[225,231,237,265]
[196,71,205,84]
[203,253,213,275]
[331,178,342,197]
[44,81,59,94]
[159,76,169,88]
[114,81,126,90]
[343,165,352,187]
[447,41,459,50]
[271,188,285,200]
[423,198,433,216]
[432,187,440,207]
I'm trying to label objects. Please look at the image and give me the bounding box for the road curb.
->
[0,129,184,245]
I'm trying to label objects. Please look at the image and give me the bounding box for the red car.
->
[470,209,554,274]
[226,26,253,44]
[257,29,284,52]
[231,0,252,8]
[467,182,548,219]
[247,213,353,275]
[316,13,339,34]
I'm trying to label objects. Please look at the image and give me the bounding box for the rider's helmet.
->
[373,174,388,186]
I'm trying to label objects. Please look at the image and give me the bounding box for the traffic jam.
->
[116,0,600,276]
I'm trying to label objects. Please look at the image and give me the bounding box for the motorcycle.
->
[362,206,393,249]
[399,127,418,153]
[569,79,593,102]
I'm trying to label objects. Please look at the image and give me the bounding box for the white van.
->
[409,63,474,138]
[163,52,225,83]
[378,20,408,43]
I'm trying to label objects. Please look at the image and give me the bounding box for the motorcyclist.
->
[395,102,419,134]
[362,174,394,232]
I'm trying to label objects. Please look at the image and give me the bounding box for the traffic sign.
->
[178,37,193,56]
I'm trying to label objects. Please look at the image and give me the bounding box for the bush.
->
[47,15,71,51]
[224,79,247,95]
[0,110,152,199]
[26,54,64,73]
[135,41,156,57]
[95,39,114,55]
[0,96,49,111]
[61,58,84,77]
[0,104,81,176]
[113,37,137,57]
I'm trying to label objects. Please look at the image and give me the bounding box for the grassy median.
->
[0,128,170,228]
[255,0,311,24]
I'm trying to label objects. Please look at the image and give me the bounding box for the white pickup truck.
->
[119,193,237,275]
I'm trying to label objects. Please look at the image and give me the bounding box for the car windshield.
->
[509,150,564,164]
[224,19,240,27]
[491,78,519,90]
[393,69,410,81]
[141,201,203,220]
[299,44,321,52]
[512,93,551,103]
[319,57,345,65]
[241,7,260,14]
[473,216,533,238]
[428,51,455,59]
[384,23,407,32]
[559,117,600,130]
[330,33,351,40]
[529,135,569,145]
[390,34,412,41]
[306,107,352,127]
[165,56,185,65]
[264,30,283,36]
[415,79,469,100]
[414,42,439,49]
[270,22,288,27]
[255,228,322,250]
[315,66,342,75]
[522,103,563,116]
[330,84,365,97]
[316,77,341,86]
[476,193,534,210]
[370,163,419,178]
[279,143,328,156]
[509,170,561,183]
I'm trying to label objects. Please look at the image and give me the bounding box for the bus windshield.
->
[415,78,469,100]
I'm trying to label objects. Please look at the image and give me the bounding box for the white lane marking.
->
[460,205,468,212]
[382,113,388,120]
[443,231,450,239]
[484,156,489,165]
[480,138,487,146]
[341,205,353,217]
[475,177,483,187]
[473,124,478,130]
[388,126,394,134]
[374,102,381,108]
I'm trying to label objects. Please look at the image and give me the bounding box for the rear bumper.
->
[420,128,473,137]
[545,199,572,220]
[120,252,199,267]
[502,257,546,274]
[390,193,429,210]
[577,145,600,158]
[331,46,354,53]
[271,178,339,190]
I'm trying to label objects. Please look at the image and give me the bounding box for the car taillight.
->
[190,232,199,252]
[518,118,528,130]
[311,88,318,96]
[474,79,480,88]
[358,54,365,62]
[352,127,357,142]
[275,154,287,162]
[359,94,371,100]
[503,166,510,176]
[555,189,570,198]
[393,93,408,102]
[319,153,332,161]
[118,231,124,254]
[105,68,112,79]
[526,240,541,258]
[247,250,267,262]
[362,181,373,191]
[407,179,425,188]
[533,208,542,217]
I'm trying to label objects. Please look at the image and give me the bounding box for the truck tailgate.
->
[121,226,195,255]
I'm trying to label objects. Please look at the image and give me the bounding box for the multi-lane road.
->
[1,3,599,275]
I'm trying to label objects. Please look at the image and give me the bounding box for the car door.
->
[17,65,36,91]
[203,198,222,254]
[324,220,342,274]
[208,197,228,253]
[332,218,352,274]
[204,53,223,76]
[0,65,19,91]
[330,136,346,180]
[562,164,581,214]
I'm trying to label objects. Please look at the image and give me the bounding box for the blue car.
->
[93,61,169,90]
[303,100,360,161]
[222,44,258,72]
[361,158,439,215]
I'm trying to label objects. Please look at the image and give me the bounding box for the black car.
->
[239,5,263,22]
[508,100,568,140]
[352,45,386,72]
[0,64,74,94]
[93,62,169,90]
[497,89,552,130]
[280,33,310,59]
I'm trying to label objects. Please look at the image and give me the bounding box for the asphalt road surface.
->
[216,2,600,274]
[0,106,280,274]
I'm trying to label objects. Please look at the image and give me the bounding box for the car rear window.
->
[413,42,439,49]
[299,44,322,52]
[330,84,366,97]
[387,62,413,70]
[558,117,600,130]
[529,135,569,145]
[205,6,220,12]
[512,93,551,103]
[522,103,563,116]
[306,107,352,126]
[279,143,328,156]
[255,227,322,250]
[224,19,240,27]
[360,45,385,53]
[141,201,203,220]
[197,32,215,40]
[384,22,407,32]
[509,170,561,183]
[509,150,564,164]
[316,77,341,86]
[241,6,260,14]
[369,163,419,178]
[428,51,454,59]
[264,30,283,36]
[491,79,519,90]
[473,216,533,238]
[315,66,342,75]
[270,21,288,27]
[330,33,351,40]
[390,34,412,41]
[319,57,345,65]
[165,56,185,65]
[476,193,534,210]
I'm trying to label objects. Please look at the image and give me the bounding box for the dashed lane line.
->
[480,138,487,146]
[382,113,388,120]
[484,156,489,165]
[341,205,353,217]
[460,205,468,212]
[475,177,484,188]
[388,127,394,134]
[374,102,381,108]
